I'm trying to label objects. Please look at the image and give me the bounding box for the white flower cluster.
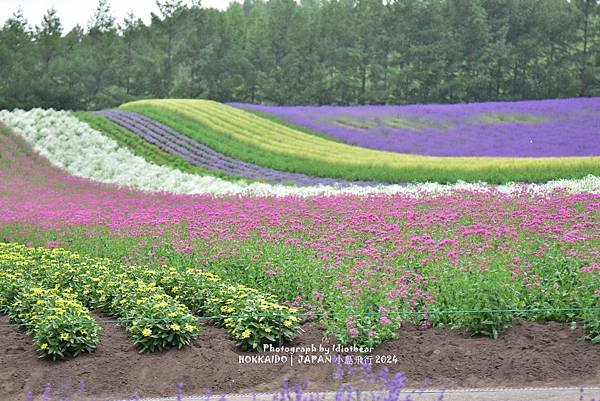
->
[1,108,598,197]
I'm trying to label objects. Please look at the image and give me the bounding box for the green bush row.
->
[0,243,200,354]
[139,266,301,351]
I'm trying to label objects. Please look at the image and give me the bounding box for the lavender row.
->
[96,110,378,187]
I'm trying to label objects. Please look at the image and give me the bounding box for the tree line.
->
[0,0,598,110]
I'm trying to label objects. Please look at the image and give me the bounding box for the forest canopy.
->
[0,0,598,110]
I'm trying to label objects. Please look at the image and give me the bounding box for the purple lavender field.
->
[230,98,600,157]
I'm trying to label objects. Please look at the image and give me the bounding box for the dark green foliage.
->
[0,0,599,110]
[429,267,517,339]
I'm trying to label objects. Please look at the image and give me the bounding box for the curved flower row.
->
[97,109,375,187]
[0,250,101,359]
[0,108,598,196]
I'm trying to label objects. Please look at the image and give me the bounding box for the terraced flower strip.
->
[73,111,241,182]
[1,110,599,196]
[121,99,600,184]
[96,109,372,187]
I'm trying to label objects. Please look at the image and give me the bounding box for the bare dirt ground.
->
[1,315,599,401]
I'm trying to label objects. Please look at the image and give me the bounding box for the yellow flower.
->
[283,320,293,328]
[265,327,272,333]
[80,327,88,335]
[60,332,70,341]
[185,324,195,333]
[31,288,44,296]
[170,323,181,331]
[241,329,251,339]
[171,287,178,293]
[40,343,48,350]
[142,328,152,337]
[289,308,298,313]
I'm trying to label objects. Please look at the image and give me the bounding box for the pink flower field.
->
[1,123,598,348]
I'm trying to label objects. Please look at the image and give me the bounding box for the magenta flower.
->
[581,265,600,273]
[380,317,392,325]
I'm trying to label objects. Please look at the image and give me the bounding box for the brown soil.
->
[1,315,599,401]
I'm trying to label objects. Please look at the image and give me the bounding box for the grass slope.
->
[121,99,600,184]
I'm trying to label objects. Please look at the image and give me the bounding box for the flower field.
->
[232,98,600,157]
[5,108,598,197]
[121,99,600,184]
[93,109,371,186]
[0,97,599,400]
[0,106,599,355]
[3,0,600,393]
[0,241,299,358]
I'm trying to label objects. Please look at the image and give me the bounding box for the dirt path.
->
[1,316,599,401]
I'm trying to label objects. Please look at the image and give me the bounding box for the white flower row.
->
[1,108,598,197]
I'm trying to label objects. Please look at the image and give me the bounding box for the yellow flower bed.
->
[1,243,299,354]
[144,267,301,351]
[0,246,101,359]
[0,243,200,354]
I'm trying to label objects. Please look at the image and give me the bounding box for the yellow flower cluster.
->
[0,243,199,355]
[163,266,301,351]
[1,242,301,355]
[0,247,101,360]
